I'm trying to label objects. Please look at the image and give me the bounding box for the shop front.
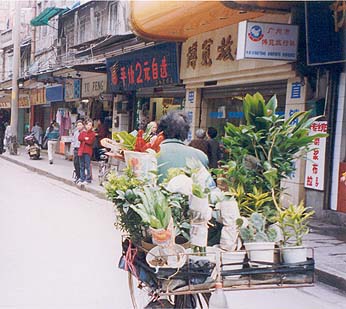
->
[18,94,30,144]
[106,42,182,133]
[179,14,310,205]
[30,86,49,133]
[81,73,112,134]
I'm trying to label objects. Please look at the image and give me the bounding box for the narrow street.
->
[0,159,131,309]
[0,159,345,309]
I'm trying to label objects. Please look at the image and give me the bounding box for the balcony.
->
[0,29,13,49]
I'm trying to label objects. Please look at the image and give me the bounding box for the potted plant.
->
[276,201,315,263]
[131,186,173,246]
[237,212,277,267]
[104,168,146,242]
[217,92,328,219]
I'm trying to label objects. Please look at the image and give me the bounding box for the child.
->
[78,119,96,184]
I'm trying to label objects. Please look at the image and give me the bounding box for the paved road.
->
[0,159,346,309]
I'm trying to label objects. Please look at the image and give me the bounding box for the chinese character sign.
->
[106,43,179,92]
[304,121,328,191]
[237,21,299,61]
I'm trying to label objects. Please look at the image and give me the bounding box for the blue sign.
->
[106,43,179,92]
[188,91,194,103]
[46,85,64,102]
[291,82,301,99]
[306,2,346,65]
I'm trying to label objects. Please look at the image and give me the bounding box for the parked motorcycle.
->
[24,133,41,160]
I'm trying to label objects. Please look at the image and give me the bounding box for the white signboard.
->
[237,21,299,61]
[304,121,328,191]
[82,75,107,98]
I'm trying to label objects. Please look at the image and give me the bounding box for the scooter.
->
[24,133,41,160]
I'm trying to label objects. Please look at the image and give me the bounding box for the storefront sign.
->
[188,91,194,103]
[19,96,30,108]
[46,85,64,102]
[306,1,346,65]
[106,43,179,92]
[30,88,46,105]
[0,101,10,109]
[304,121,328,191]
[65,79,81,102]
[237,21,299,61]
[82,75,107,98]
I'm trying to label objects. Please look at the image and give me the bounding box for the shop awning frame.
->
[30,7,69,27]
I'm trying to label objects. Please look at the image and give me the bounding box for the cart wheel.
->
[128,272,152,309]
[174,293,210,308]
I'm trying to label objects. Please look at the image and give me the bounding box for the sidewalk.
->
[1,149,346,293]
[0,147,105,199]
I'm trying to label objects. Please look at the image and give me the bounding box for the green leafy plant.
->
[131,187,172,230]
[237,212,277,243]
[104,168,145,241]
[218,92,328,219]
[276,201,315,246]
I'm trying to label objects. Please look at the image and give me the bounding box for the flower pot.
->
[221,251,246,279]
[244,242,275,268]
[282,246,307,264]
[150,227,173,246]
[186,246,220,264]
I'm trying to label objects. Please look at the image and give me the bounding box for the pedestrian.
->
[157,110,208,182]
[72,120,84,183]
[206,127,222,168]
[44,121,60,164]
[31,122,43,146]
[189,128,208,155]
[0,121,5,154]
[78,119,96,185]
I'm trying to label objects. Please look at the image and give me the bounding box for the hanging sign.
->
[106,43,179,92]
[30,88,46,105]
[65,79,81,102]
[19,95,30,108]
[82,75,107,98]
[237,21,299,61]
[304,121,328,191]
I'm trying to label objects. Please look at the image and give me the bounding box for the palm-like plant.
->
[220,92,327,218]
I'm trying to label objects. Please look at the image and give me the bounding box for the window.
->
[79,18,86,43]
[109,3,117,33]
[95,11,102,36]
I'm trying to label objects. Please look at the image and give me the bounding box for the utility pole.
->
[9,0,21,155]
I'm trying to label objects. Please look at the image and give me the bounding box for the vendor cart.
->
[119,237,315,309]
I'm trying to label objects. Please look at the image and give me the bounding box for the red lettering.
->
[128,65,135,85]
[143,61,151,81]
[120,67,127,87]
[160,56,168,78]
[136,62,143,84]
[152,58,159,80]
[314,138,320,146]
[306,176,313,186]
[312,163,318,174]
[313,149,320,161]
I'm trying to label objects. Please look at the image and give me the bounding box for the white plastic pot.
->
[282,246,307,264]
[244,242,275,268]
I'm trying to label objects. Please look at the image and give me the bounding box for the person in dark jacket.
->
[78,119,96,185]
[207,127,221,168]
[44,121,60,164]
[189,128,208,155]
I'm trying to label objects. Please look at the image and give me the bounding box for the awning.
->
[30,7,68,27]
[130,1,264,41]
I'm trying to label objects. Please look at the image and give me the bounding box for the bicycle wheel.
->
[128,272,153,309]
[174,293,210,308]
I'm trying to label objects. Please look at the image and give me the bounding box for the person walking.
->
[72,120,84,183]
[78,119,96,185]
[189,128,208,155]
[206,127,221,169]
[0,121,5,154]
[44,121,60,164]
[31,122,43,146]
